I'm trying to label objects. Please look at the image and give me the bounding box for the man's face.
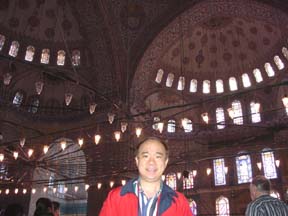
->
[135,139,168,183]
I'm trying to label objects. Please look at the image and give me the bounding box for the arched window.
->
[216,107,225,129]
[183,172,194,190]
[189,199,197,216]
[203,80,210,94]
[250,101,261,123]
[71,49,81,66]
[270,190,280,199]
[12,92,24,107]
[216,79,224,93]
[264,63,275,77]
[166,73,174,87]
[216,196,230,216]
[231,100,243,125]
[166,173,177,190]
[236,153,252,184]
[253,68,263,83]
[155,69,164,83]
[229,77,238,91]
[274,55,284,70]
[189,79,197,93]
[242,73,251,88]
[182,118,193,132]
[282,47,288,61]
[0,34,5,51]
[177,76,185,90]
[261,148,277,179]
[57,50,66,66]
[25,46,35,62]
[9,41,19,57]
[41,49,50,64]
[28,98,40,114]
[213,158,226,186]
[152,116,160,130]
[167,120,176,133]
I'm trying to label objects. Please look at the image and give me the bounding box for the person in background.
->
[100,137,193,216]
[3,203,24,216]
[34,197,54,216]
[245,175,288,216]
[52,201,60,216]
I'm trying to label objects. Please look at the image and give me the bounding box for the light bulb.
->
[121,122,128,133]
[65,93,73,106]
[94,134,101,145]
[61,140,66,150]
[114,131,121,142]
[13,151,18,160]
[135,127,142,138]
[78,137,84,147]
[28,149,34,158]
[43,145,49,154]
[0,153,4,162]
[89,103,97,114]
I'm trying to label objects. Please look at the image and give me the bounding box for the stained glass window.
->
[216,79,224,93]
[167,120,176,133]
[282,47,288,61]
[166,73,174,87]
[41,49,50,64]
[25,46,35,62]
[242,73,251,88]
[274,55,284,70]
[12,92,24,107]
[155,69,164,83]
[216,107,225,129]
[72,49,81,66]
[261,148,277,179]
[253,68,263,83]
[236,154,252,184]
[190,79,197,93]
[213,158,226,186]
[232,100,243,125]
[166,173,177,190]
[264,63,275,77]
[229,77,238,91]
[183,172,194,189]
[216,196,230,216]
[57,50,66,66]
[9,41,19,57]
[0,34,5,51]
[28,98,39,113]
[189,199,197,215]
[177,76,185,90]
[203,80,210,94]
[250,102,261,123]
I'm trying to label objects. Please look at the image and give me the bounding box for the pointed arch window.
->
[71,49,81,66]
[189,199,197,216]
[229,77,238,91]
[183,118,193,132]
[264,63,275,77]
[213,158,226,186]
[250,101,261,123]
[177,76,185,90]
[261,148,277,179]
[166,173,177,190]
[189,79,197,93]
[166,73,174,87]
[0,34,5,51]
[155,69,164,83]
[183,172,194,190]
[242,73,251,88]
[216,196,230,216]
[41,49,50,64]
[282,47,288,61]
[25,46,35,62]
[167,120,176,133]
[236,153,252,184]
[253,68,263,83]
[28,98,40,114]
[9,41,19,57]
[203,80,210,94]
[231,100,243,125]
[12,92,24,107]
[216,79,224,93]
[57,50,66,66]
[274,55,284,70]
[216,107,225,129]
